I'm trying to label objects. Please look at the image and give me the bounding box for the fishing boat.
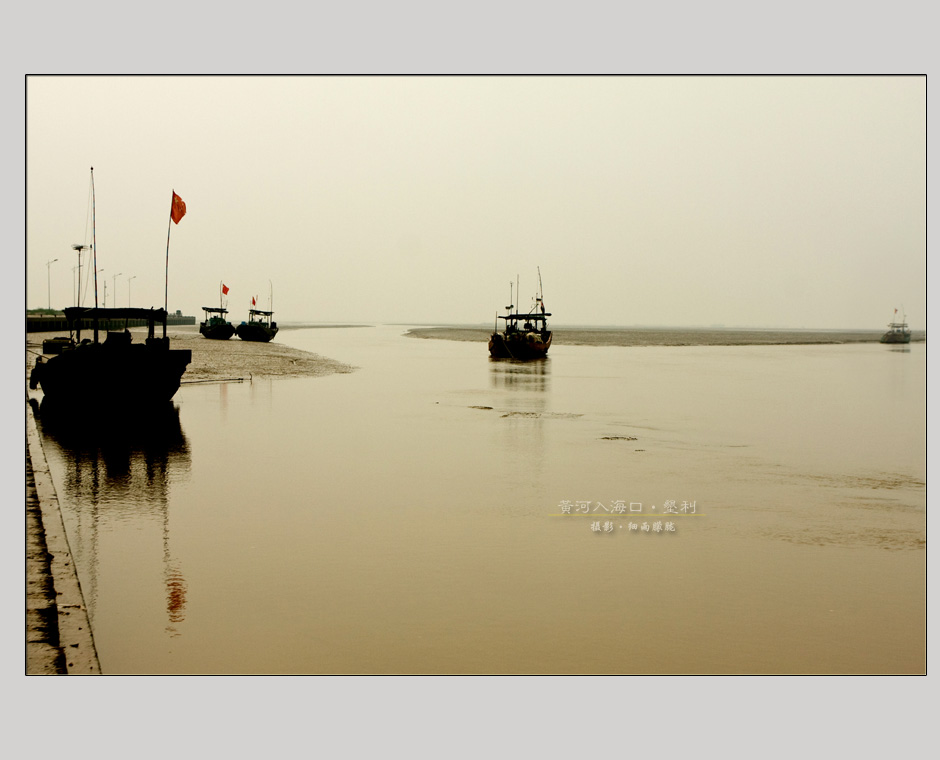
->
[28,168,191,405]
[30,307,192,404]
[236,309,278,342]
[200,307,235,340]
[236,284,278,342]
[488,270,552,360]
[200,282,235,339]
[880,309,912,344]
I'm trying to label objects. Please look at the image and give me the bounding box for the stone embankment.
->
[25,402,100,675]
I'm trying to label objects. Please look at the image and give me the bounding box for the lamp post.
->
[97,268,104,307]
[112,273,122,309]
[46,258,58,310]
[128,275,136,307]
[71,244,89,306]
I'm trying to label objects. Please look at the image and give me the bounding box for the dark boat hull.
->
[235,323,278,342]
[880,332,911,344]
[200,322,235,340]
[488,331,552,360]
[35,341,192,404]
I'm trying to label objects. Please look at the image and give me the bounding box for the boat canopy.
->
[202,307,229,314]
[248,309,274,317]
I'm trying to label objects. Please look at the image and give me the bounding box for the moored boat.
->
[880,308,912,344]
[28,168,191,405]
[30,307,192,404]
[200,281,235,339]
[488,269,552,360]
[236,309,278,342]
[236,283,278,342]
[200,307,235,340]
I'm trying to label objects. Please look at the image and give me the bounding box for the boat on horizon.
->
[488,269,552,360]
[880,308,912,344]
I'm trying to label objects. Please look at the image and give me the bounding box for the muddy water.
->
[32,326,926,673]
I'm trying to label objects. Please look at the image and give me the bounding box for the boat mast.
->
[91,167,99,342]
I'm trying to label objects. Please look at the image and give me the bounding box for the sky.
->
[25,75,925,329]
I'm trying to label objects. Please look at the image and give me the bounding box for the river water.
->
[32,326,926,674]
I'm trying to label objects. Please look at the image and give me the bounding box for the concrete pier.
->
[25,400,100,675]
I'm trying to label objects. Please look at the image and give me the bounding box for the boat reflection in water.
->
[32,398,191,637]
[489,356,551,393]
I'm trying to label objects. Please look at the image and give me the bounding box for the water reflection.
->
[487,360,550,492]
[489,357,551,392]
[32,398,191,634]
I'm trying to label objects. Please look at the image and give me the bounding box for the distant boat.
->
[235,309,278,342]
[30,307,192,404]
[237,283,278,342]
[880,309,912,344]
[488,269,552,360]
[200,307,235,340]
[200,282,235,339]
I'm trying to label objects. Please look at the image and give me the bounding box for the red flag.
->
[252,296,256,306]
[170,191,186,224]
[222,284,229,295]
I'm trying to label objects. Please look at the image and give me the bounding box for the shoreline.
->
[26,327,357,385]
[405,325,926,347]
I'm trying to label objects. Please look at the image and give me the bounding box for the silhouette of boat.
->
[880,308,912,344]
[200,307,235,340]
[29,168,191,405]
[236,309,278,342]
[30,307,192,404]
[489,270,552,360]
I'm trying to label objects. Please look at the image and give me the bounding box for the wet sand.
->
[26,326,356,385]
[406,325,925,346]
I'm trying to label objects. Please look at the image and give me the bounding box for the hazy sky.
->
[26,75,925,328]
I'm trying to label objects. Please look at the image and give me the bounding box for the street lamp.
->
[71,244,89,306]
[112,273,122,308]
[46,258,58,310]
[128,275,136,307]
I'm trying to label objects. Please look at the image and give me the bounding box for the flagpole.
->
[164,201,172,340]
